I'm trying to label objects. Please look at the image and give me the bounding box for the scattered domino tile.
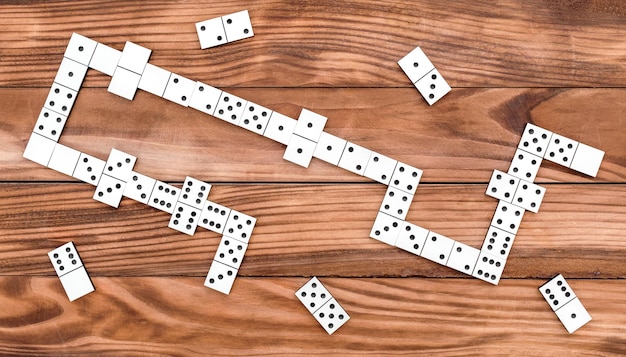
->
[48,143,81,176]
[198,200,232,234]
[48,242,95,301]
[398,46,451,105]
[196,10,254,49]
[539,274,592,333]
[394,221,429,256]
[446,241,480,275]
[138,63,171,97]
[64,32,98,66]
[295,277,350,335]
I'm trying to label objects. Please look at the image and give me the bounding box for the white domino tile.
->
[117,41,151,75]
[394,221,429,256]
[554,297,592,334]
[54,57,88,91]
[33,108,68,142]
[397,46,435,83]
[264,112,297,145]
[108,66,141,101]
[23,132,56,167]
[48,241,94,301]
[163,73,196,107]
[89,43,121,76]
[204,260,238,295]
[195,16,228,49]
[313,132,347,166]
[48,143,81,176]
[294,108,327,142]
[222,10,254,43]
[369,211,402,246]
[446,241,480,275]
[364,153,397,185]
[283,134,316,168]
[472,251,506,285]
[414,68,451,105]
[539,274,591,334]
[338,142,372,176]
[64,33,98,66]
[420,231,455,266]
[138,63,171,97]
[512,180,546,213]
[189,81,222,116]
[486,169,520,203]
[570,143,604,177]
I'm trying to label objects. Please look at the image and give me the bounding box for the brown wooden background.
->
[1,0,625,355]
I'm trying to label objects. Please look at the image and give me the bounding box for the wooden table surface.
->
[1,0,625,355]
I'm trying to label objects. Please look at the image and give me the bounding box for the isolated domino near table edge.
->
[295,277,350,335]
[398,46,452,105]
[24,33,605,294]
[195,10,254,49]
[48,242,95,301]
[539,274,592,333]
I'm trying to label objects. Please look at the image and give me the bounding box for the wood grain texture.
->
[1,0,624,354]
[0,277,624,355]
[3,87,626,182]
[1,1,626,88]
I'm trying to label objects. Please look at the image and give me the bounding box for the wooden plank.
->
[5,88,626,182]
[0,276,623,355]
[1,1,626,88]
[1,183,624,278]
